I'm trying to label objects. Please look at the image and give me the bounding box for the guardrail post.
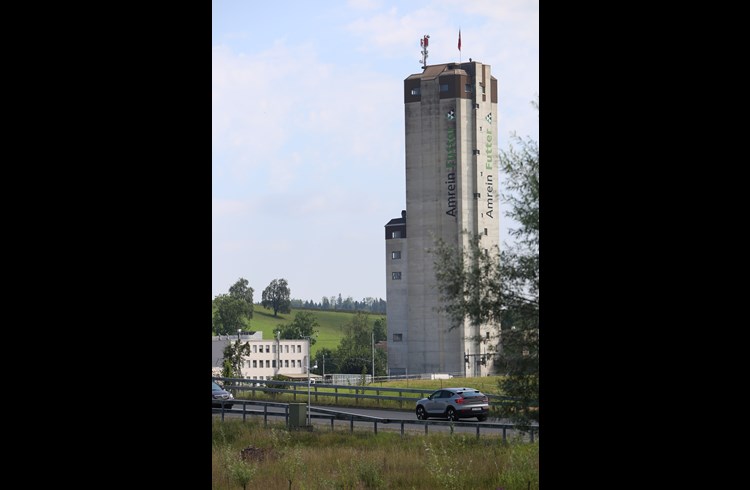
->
[502,427,507,444]
[335,387,338,403]
[314,385,318,403]
[330,417,334,432]
[424,422,428,435]
[293,383,296,401]
[350,416,354,433]
[530,429,535,443]
[476,424,480,440]
[401,421,405,438]
[221,404,225,422]
[399,391,403,409]
[374,421,378,435]
[376,388,380,406]
[242,402,246,422]
[355,388,359,405]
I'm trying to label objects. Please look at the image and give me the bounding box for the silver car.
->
[415,387,489,422]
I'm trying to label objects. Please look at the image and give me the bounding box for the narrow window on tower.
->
[391,251,401,259]
[411,87,421,96]
[473,149,480,155]
[484,228,488,236]
[440,84,449,92]
[391,230,402,238]
[465,84,473,93]
[393,334,403,342]
[392,272,402,280]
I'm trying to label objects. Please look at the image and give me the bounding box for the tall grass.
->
[212,419,538,489]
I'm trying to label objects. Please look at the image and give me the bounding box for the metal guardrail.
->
[212,399,538,442]
[213,376,537,408]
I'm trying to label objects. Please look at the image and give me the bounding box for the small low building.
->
[212,331,316,382]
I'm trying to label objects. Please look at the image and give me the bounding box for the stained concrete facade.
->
[386,61,500,378]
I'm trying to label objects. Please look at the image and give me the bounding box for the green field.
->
[242,306,384,358]
[212,418,539,489]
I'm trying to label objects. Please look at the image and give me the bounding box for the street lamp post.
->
[303,336,311,426]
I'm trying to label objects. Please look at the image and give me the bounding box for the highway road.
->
[212,403,537,441]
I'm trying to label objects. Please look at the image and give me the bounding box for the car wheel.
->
[416,406,428,420]
[477,415,487,422]
[446,407,458,421]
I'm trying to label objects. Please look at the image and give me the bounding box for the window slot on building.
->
[292,360,296,368]
[411,87,421,96]
[252,360,257,368]
[440,84,448,92]
[391,251,401,259]
[285,345,289,353]
[391,230,402,238]
[475,103,479,109]
[465,84,473,93]
[473,149,480,155]
[265,345,270,353]
[392,272,402,280]
[265,360,270,368]
[272,345,276,353]
[272,360,276,368]
[285,360,289,368]
[393,333,403,342]
[484,228,488,235]
[252,345,257,353]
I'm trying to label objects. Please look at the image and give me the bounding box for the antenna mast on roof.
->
[420,35,430,69]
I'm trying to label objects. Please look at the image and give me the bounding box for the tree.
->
[228,277,254,318]
[222,339,251,379]
[373,317,387,343]
[261,279,291,317]
[336,312,376,375]
[432,99,538,428]
[313,347,337,376]
[212,294,251,335]
[274,311,320,345]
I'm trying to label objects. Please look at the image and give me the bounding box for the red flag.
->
[458,30,461,51]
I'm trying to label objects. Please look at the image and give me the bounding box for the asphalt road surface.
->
[212,404,537,441]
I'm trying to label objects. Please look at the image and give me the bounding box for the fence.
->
[214,376,536,409]
[211,399,537,443]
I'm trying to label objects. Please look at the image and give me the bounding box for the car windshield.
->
[212,381,222,391]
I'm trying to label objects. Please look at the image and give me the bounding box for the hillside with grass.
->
[230,305,384,358]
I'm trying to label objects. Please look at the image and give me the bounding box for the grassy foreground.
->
[212,419,539,489]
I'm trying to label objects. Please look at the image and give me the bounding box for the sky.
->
[212,0,538,303]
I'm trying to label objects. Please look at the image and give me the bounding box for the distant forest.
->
[289,294,386,314]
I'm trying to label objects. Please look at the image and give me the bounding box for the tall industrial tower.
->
[385,51,499,378]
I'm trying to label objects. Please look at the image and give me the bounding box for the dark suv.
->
[212,380,234,409]
[415,387,489,422]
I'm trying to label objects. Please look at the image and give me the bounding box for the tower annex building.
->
[385,54,500,378]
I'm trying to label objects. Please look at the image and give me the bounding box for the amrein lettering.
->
[446,125,457,218]
[486,133,494,218]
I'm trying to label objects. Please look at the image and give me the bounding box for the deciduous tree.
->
[261,279,291,317]
[432,99,538,428]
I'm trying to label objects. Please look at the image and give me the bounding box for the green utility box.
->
[288,403,307,428]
